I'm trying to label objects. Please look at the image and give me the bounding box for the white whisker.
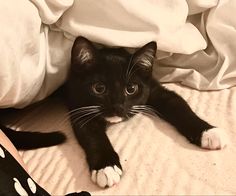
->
[79,112,103,128]
[126,61,139,81]
[69,109,100,118]
[131,105,161,118]
[72,110,101,124]
[126,53,134,80]
[68,106,101,114]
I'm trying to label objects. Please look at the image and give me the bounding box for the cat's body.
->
[0,36,227,188]
[65,37,227,188]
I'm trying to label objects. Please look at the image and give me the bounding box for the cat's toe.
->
[201,128,228,150]
[91,165,122,188]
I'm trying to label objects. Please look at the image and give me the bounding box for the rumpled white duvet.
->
[0,0,236,108]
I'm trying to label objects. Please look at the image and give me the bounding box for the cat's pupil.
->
[125,83,139,95]
[92,82,106,95]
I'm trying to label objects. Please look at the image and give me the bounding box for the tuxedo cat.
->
[0,124,66,150]
[65,36,227,188]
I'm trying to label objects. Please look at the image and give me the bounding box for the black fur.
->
[0,124,66,150]
[65,36,214,173]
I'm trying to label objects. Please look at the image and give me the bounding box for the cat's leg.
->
[73,119,122,188]
[147,85,227,150]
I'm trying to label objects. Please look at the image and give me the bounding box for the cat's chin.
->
[105,116,123,123]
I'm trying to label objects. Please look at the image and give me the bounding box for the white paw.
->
[91,165,122,188]
[201,128,228,150]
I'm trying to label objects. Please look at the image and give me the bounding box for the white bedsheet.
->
[2,83,236,195]
[1,0,236,108]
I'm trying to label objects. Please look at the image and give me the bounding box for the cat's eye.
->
[125,83,139,95]
[91,82,106,95]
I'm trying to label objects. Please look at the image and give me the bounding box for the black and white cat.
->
[65,36,227,188]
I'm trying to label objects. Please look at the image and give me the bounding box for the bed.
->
[1,83,235,195]
[1,0,236,195]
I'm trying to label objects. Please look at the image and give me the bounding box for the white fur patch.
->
[201,128,228,150]
[105,116,123,123]
[91,165,123,188]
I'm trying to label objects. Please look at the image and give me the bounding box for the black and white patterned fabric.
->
[0,144,90,196]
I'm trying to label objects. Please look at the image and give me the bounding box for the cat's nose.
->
[113,104,124,115]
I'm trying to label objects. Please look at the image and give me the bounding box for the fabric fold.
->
[1,0,236,108]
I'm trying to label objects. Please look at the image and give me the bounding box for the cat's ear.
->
[132,41,157,72]
[71,36,96,68]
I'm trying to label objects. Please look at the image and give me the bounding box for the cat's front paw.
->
[201,128,228,150]
[91,165,122,188]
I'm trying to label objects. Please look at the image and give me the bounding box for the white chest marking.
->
[105,116,123,123]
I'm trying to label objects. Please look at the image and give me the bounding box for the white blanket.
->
[1,0,236,108]
[2,83,236,195]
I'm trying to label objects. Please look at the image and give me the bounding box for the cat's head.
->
[66,36,157,123]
